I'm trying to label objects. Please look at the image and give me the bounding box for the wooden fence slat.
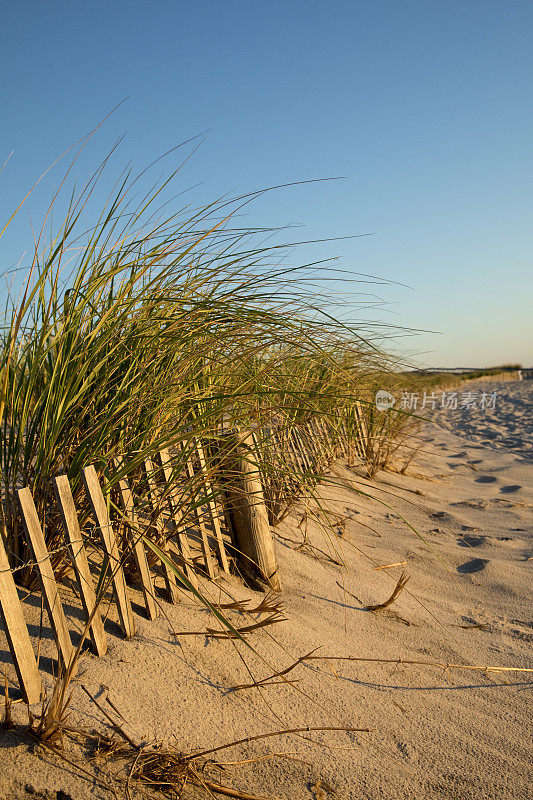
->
[81,466,135,639]
[342,412,357,461]
[17,487,74,669]
[301,422,316,465]
[353,402,369,460]
[308,419,328,468]
[53,475,108,657]
[114,459,158,621]
[143,458,180,604]
[157,449,199,591]
[195,439,231,574]
[300,425,315,470]
[0,535,42,704]
[292,426,313,472]
[224,429,281,592]
[338,418,350,460]
[316,418,334,462]
[306,421,326,468]
[183,446,216,579]
[341,413,364,462]
[334,414,348,458]
[279,428,300,493]
[288,426,309,473]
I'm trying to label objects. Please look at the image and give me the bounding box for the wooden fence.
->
[0,411,367,705]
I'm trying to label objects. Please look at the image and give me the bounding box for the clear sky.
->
[1,1,532,367]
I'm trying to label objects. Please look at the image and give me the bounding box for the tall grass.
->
[0,144,402,587]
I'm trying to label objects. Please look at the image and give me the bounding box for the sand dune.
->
[0,380,531,799]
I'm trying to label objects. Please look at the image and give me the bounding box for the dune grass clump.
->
[0,138,404,588]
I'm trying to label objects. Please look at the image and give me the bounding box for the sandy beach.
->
[428,378,533,460]
[1,379,531,799]
[3,2,532,797]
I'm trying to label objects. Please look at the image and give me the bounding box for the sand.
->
[427,378,533,459]
[0,379,531,799]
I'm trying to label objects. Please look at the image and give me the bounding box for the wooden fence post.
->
[53,475,108,657]
[114,458,158,621]
[0,536,42,704]
[182,445,216,579]
[81,466,135,639]
[224,429,281,592]
[195,439,231,574]
[17,488,74,669]
[157,449,199,591]
[353,402,369,460]
[143,457,180,604]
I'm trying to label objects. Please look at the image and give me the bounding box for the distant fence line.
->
[408,367,525,376]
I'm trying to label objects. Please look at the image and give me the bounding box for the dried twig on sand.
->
[335,580,363,605]
[189,725,369,760]
[305,655,533,674]
[82,686,140,750]
[175,611,287,639]
[365,571,409,612]
[230,649,319,691]
[92,723,368,800]
[205,612,287,639]
[248,591,284,615]
[175,592,287,638]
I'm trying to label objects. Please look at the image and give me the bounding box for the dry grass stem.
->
[365,571,410,612]
[82,686,140,750]
[230,648,319,691]
[335,581,363,605]
[305,655,533,673]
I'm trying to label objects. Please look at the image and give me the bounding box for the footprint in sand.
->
[475,475,497,484]
[432,510,457,526]
[451,499,487,510]
[457,558,489,574]
[506,622,533,643]
[457,535,486,548]
[449,452,468,459]
[500,485,521,494]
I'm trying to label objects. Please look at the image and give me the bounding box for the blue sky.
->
[1,0,532,367]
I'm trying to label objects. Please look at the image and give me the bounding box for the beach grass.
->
[0,142,401,592]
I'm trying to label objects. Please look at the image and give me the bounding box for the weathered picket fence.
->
[0,412,366,705]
